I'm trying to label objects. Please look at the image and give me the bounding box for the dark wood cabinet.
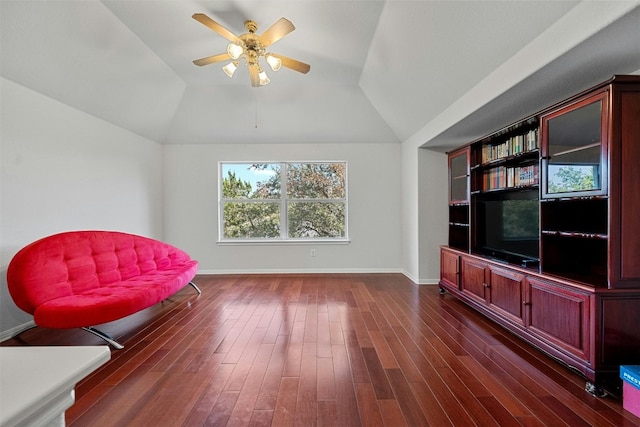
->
[460,256,487,303]
[440,247,460,290]
[526,276,590,362]
[440,76,640,397]
[449,147,470,204]
[488,266,526,327]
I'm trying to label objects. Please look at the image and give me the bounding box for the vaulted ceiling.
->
[2,1,639,149]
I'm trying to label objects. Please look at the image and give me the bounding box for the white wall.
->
[418,149,448,284]
[400,144,448,284]
[162,143,403,273]
[401,142,420,282]
[0,78,164,336]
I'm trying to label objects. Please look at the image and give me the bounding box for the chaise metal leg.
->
[82,327,124,350]
[11,323,38,339]
[189,281,202,294]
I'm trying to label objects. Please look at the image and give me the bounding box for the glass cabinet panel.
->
[449,149,469,203]
[542,93,607,197]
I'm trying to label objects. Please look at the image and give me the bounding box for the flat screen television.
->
[474,191,539,268]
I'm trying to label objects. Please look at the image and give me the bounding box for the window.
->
[219,162,347,241]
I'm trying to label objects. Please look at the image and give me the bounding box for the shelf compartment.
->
[474,161,539,192]
[478,149,539,169]
[479,126,539,164]
[449,204,469,225]
[541,198,608,235]
[448,223,470,252]
[541,234,608,287]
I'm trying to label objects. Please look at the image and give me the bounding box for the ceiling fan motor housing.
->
[244,20,258,33]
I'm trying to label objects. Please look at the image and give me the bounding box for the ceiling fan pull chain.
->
[255,95,259,129]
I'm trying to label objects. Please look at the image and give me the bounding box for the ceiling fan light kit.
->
[192,14,310,87]
[227,43,243,60]
[222,61,239,78]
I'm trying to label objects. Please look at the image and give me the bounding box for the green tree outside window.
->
[221,162,347,240]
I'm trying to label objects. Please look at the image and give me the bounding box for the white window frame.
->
[218,161,349,243]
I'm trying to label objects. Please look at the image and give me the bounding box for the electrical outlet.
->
[310,249,316,257]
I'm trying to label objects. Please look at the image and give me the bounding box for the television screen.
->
[475,193,539,266]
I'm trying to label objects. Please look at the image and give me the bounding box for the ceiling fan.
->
[192,13,311,87]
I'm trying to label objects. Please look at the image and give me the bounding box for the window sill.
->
[217,239,350,246]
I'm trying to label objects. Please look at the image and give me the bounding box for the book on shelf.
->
[483,164,539,190]
[481,129,539,163]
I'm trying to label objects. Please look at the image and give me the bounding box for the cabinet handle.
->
[483,283,490,288]
[522,301,531,306]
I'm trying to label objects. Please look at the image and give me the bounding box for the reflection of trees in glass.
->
[288,202,345,238]
[222,170,280,238]
[222,170,252,199]
[503,200,538,239]
[287,163,346,199]
[223,201,280,238]
[548,166,595,193]
[222,163,346,239]
[250,164,281,199]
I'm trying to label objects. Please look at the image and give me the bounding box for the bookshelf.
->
[439,75,640,398]
[472,121,539,193]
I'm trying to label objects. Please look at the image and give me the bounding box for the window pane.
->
[222,163,280,199]
[287,163,346,199]
[288,202,345,238]
[223,201,280,238]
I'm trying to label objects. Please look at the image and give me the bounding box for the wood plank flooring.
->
[3,273,639,426]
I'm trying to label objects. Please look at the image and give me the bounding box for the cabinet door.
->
[440,249,460,290]
[526,276,590,361]
[461,257,487,303]
[449,148,470,204]
[541,90,608,198]
[487,267,526,326]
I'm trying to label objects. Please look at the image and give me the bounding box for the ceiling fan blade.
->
[192,13,242,43]
[259,17,295,47]
[271,54,310,74]
[193,53,231,66]
[248,65,260,87]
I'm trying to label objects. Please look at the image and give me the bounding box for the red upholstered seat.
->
[7,231,198,329]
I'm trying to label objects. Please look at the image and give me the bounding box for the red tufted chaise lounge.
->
[6,230,200,349]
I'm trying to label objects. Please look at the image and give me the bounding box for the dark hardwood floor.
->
[3,274,639,426]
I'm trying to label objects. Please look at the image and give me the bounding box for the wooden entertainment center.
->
[440,75,640,397]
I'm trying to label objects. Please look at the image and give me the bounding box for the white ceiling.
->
[2,1,639,149]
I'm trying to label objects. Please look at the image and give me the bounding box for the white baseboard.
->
[195,269,443,286]
[417,279,441,285]
[196,268,406,276]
